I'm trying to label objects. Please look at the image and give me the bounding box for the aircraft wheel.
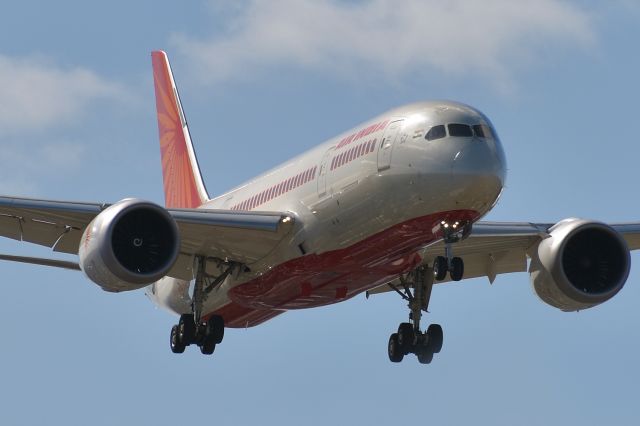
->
[397,322,414,352]
[207,315,225,344]
[450,257,464,281]
[178,314,196,345]
[417,346,433,364]
[200,341,216,355]
[170,325,185,354]
[427,323,443,353]
[433,256,448,281]
[388,333,404,363]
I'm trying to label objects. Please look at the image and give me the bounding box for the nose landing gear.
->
[387,266,443,364]
[433,220,470,282]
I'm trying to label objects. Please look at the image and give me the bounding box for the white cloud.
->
[172,0,595,88]
[0,54,127,134]
[0,140,87,196]
[0,54,133,195]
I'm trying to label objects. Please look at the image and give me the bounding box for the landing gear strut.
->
[387,266,443,364]
[169,256,235,355]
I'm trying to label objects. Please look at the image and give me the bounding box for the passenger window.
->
[448,124,473,137]
[425,125,446,141]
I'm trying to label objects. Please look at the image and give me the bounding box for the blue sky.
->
[1,1,639,424]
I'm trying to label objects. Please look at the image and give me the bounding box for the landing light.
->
[282,217,292,224]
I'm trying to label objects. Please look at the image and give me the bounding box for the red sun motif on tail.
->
[152,51,208,209]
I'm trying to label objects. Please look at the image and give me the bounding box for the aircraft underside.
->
[168,208,478,363]
[216,209,479,325]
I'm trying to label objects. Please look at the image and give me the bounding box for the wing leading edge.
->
[2,195,639,290]
[0,196,296,279]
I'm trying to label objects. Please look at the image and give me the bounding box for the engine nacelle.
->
[79,199,180,292]
[530,218,630,311]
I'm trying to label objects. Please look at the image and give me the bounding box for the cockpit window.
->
[473,124,493,139]
[448,123,473,137]
[425,125,446,141]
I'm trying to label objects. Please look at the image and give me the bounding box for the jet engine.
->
[529,218,630,311]
[78,198,180,292]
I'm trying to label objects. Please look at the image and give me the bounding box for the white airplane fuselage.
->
[148,101,507,327]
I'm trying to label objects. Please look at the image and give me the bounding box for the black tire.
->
[397,322,414,352]
[388,333,404,363]
[427,323,443,353]
[417,347,433,364]
[433,256,448,281]
[207,315,225,344]
[200,341,216,355]
[170,325,185,354]
[450,257,464,281]
[178,314,196,345]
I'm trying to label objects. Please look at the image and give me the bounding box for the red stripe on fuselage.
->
[208,209,479,328]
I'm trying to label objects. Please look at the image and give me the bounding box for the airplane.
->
[0,50,638,364]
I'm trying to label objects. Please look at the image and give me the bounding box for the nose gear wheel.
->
[431,220,471,282]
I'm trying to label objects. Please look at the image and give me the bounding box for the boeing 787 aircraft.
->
[0,51,638,363]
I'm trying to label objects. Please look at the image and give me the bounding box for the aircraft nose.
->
[450,138,506,211]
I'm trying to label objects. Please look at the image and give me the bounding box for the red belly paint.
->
[208,209,479,328]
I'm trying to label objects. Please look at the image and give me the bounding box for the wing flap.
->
[53,228,85,253]
[20,219,68,247]
[0,196,102,254]
[0,215,22,240]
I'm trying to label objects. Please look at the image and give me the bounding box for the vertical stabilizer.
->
[151,50,209,209]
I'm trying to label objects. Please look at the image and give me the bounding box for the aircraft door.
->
[377,120,403,171]
[317,148,333,197]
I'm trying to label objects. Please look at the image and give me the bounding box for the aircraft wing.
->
[367,221,640,296]
[0,196,295,280]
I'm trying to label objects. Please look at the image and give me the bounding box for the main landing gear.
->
[387,266,443,364]
[170,313,224,354]
[387,221,470,363]
[169,256,237,356]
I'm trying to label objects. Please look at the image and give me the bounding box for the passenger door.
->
[317,148,333,197]
[377,120,403,171]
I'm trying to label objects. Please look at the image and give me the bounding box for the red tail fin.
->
[151,50,209,209]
